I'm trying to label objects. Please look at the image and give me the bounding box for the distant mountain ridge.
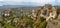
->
[0,5,41,9]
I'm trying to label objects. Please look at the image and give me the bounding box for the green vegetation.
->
[0,11,47,28]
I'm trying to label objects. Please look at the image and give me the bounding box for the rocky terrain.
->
[0,4,59,28]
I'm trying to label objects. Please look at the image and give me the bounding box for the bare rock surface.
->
[46,14,60,28]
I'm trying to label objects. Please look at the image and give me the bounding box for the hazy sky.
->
[0,0,60,6]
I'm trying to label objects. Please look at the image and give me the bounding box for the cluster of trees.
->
[0,4,59,28]
[0,8,47,28]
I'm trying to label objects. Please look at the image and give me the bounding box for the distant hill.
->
[0,5,60,12]
[0,5,41,8]
[0,5,41,12]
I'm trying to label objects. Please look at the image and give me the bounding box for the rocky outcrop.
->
[46,14,60,28]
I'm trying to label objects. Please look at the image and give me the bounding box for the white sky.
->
[0,0,55,3]
[0,0,60,6]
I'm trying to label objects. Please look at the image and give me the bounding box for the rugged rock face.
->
[46,11,60,28]
[0,4,60,28]
[36,4,60,28]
